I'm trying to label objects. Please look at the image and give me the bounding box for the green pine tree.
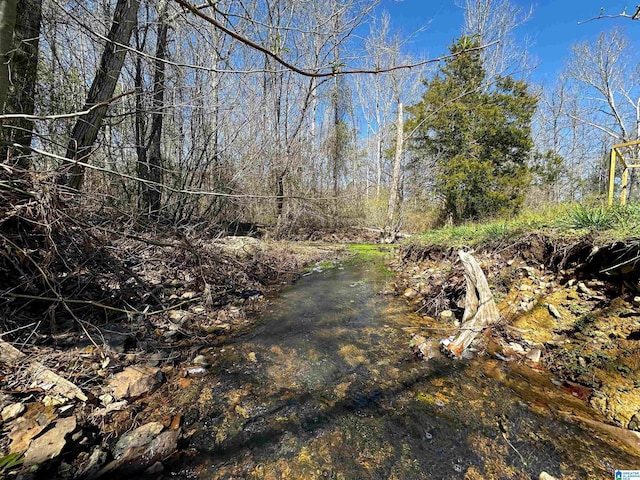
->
[407,37,537,223]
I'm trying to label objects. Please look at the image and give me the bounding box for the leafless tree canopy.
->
[0,0,638,230]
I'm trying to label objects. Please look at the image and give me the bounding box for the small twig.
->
[0,90,135,121]
[599,252,640,274]
[5,293,204,316]
[20,321,41,350]
[0,322,38,338]
[502,431,527,466]
[0,181,34,196]
[578,6,640,24]
[82,222,179,248]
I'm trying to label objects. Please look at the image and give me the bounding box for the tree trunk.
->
[276,170,284,219]
[134,54,147,209]
[375,133,382,198]
[382,101,403,243]
[144,0,168,218]
[62,0,139,190]
[0,0,18,113]
[0,0,42,168]
[442,250,500,358]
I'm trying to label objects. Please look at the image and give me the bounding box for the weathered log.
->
[0,339,88,401]
[442,250,499,358]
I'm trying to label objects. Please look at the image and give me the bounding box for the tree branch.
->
[172,0,498,78]
[578,6,640,24]
[0,90,135,121]
[565,112,621,140]
[27,146,362,201]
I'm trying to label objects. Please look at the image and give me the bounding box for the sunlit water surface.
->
[161,253,639,479]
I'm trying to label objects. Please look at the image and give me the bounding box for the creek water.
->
[164,251,639,479]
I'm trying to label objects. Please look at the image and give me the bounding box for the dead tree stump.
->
[442,250,499,358]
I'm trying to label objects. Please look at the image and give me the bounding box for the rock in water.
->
[76,446,108,478]
[113,422,164,459]
[577,282,593,296]
[439,310,454,321]
[409,334,428,359]
[629,413,640,431]
[526,348,542,363]
[409,334,437,360]
[192,355,209,367]
[94,422,180,478]
[403,288,418,300]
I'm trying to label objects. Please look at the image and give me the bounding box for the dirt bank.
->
[393,233,640,433]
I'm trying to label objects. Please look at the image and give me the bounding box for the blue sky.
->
[379,0,638,85]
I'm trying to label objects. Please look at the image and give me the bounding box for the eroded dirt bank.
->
[392,234,640,434]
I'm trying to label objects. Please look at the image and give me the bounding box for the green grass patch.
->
[562,204,614,230]
[347,243,391,255]
[347,243,395,262]
[411,202,640,249]
[0,452,24,474]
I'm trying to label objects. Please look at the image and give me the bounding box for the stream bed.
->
[161,251,640,479]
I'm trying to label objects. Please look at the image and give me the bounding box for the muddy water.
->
[166,252,639,479]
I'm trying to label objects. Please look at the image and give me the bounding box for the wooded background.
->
[1,0,638,235]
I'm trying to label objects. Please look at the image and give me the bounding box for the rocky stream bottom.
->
[1,237,640,479]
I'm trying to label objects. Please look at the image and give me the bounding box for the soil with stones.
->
[0,233,345,479]
[392,233,640,436]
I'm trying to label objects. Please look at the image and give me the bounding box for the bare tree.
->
[141,0,168,217]
[354,11,426,235]
[382,100,403,242]
[566,28,639,143]
[0,0,42,168]
[531,77,601,203]
[564,28,640,200]
[62,0,140,190]
[460,0,533,82]
[0,0,18,113]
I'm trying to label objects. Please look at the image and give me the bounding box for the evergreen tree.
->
[407,37,537,223]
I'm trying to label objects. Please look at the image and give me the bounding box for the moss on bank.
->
[346,243,396,277]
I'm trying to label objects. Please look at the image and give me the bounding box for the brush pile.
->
[0,167,339,478]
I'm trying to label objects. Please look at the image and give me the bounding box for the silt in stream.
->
[157,251,639,479]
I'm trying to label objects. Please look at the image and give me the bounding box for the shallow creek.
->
[162,251,639,479]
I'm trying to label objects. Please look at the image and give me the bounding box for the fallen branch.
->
[442,250,500,358]
[0,339,89,402]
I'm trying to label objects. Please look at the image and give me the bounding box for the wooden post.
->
[621,166,629,206]
[608,148,616,207]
